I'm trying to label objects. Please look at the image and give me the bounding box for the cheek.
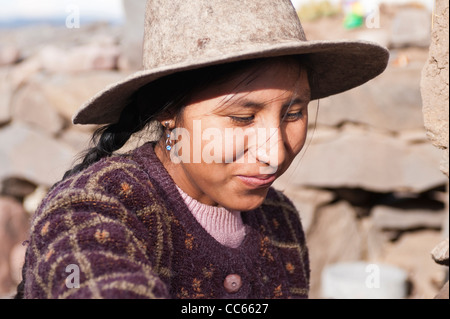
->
[222,128,254,164]
[202,128,229,164]
[285,123,308,154]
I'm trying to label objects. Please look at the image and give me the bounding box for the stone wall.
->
[0,3,448,298]
[420,0,449,299]
[421,0,449,178]
[274,3,449,298]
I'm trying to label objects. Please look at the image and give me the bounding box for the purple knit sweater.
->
[22,142,310,299]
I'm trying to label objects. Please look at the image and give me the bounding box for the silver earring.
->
[164,121,172,151]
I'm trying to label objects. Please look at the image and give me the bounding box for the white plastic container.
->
[321,262,409,299]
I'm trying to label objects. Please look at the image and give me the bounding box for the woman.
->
[17,0,389,299]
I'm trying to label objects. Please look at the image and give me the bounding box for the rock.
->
[390,8,431,48]
[23,185,49,215]
[372,205,445,231]
[0,123,77,187]
[431,238,449,266]
[317,65,426,132]
[378,230,446,298]
[8,56,42,88]
[334,188,380,208]
[11,79,66,135]
[8,70,126,131]
[38,44,120,73]
[441,149,449,178]
[0,23,122,60]
[32,71,129,122]
[0,196,29,296]
[398,130,430,144]
[285,129,447,193]
[0,177,37,202]
[58,127,92,151]
[421,0,449,177]
[306,201,363,298]
[0,69,12,124]
[359,217,391,261]
[10,243,27,286]
[434,281,449,299]
[0,45,20,66]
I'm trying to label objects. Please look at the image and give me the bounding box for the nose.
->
[251,122,286,175]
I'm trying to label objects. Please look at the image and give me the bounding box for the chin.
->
[225,190,269,212]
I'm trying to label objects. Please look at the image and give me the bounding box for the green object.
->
[344,12,364,29]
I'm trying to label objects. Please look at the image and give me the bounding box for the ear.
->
[160,119,175,129]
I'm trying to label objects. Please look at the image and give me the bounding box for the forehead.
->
[189,59,311,106]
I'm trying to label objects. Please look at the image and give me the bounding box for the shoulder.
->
[58,154,151,194]
[31,154,158,238]
[260,187,302,227]
[42,154,153,208]
[262,187,298,214]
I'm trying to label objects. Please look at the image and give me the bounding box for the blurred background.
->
[0,0,448,299]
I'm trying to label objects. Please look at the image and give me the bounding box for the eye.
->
[283,110,304,121]
[229,115,255,125]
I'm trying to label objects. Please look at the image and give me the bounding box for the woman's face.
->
[156,59,311,211]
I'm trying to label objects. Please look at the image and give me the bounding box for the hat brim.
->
[73,39,389,125]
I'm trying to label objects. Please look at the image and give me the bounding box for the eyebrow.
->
[238,95,310,110]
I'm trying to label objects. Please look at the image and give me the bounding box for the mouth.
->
[237,174,277,188]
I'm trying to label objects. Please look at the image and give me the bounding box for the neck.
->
[154,142,218,206]
[175,185,246,248]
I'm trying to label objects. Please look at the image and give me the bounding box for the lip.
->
[237,174,277,188]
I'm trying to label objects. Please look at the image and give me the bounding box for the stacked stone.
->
[275,3,449,298]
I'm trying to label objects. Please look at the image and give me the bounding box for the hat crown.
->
[143,0,306,69]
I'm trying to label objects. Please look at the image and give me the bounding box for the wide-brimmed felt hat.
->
[73,0,389,125]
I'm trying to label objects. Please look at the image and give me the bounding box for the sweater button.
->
[224,274,242,293]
